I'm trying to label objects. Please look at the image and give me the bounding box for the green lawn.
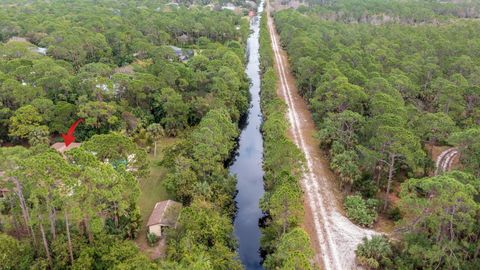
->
[138,161,169,228]
[135,137,177,255]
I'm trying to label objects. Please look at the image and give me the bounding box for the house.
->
[7,36,28,43]
[147,200,182,237]
[50,142,82,154]
[176,33,190,45]
[169,45,193,62]
[221,3,236,11]
[114,65,134,75]
[34,47,47,55]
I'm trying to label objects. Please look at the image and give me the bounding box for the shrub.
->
[352,176,378,198]
[147,232,159,247]
[0,233,33,269]
[355,236,393,269]
[344,195,378,227]
[387,207,402,221]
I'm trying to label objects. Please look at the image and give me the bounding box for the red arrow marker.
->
[61,118,84,147]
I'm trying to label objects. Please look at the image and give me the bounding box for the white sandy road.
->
[266,5,378,270]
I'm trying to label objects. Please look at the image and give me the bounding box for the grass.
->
[138,162,169,228]
[135,137,178,257]
[138,137,178,226]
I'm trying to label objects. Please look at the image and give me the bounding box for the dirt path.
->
[266,4,377,270]
[435,147,459,175]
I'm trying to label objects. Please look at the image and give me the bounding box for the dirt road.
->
[435,147,459,175]
[266,5,378,270]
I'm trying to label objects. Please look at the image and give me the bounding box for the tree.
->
[77,100,119,132]
[463,84,480,117]
[14,151,77,266]
[355,236,393,269]
[318,110,365,149]
[331,149,361,191]
[431,77,465,120]
[369,125,424,211]
[344,195,378,227]
[166,200,242,270]
[0,147,37,242]
[0,233,33,270]
[263,228,316,270]
[190,109,238,177]
[146,123,165,157]
[414,112,457,145]
[31,98,54,124]
[31,59,73,101]
[9,105,49,142]
[73,236,157,270]
[164,157,198,205]
[448,128,480,177]
[81,132,148,177]
[50,101,77,134]
[366,77,401,99]
[27,126,50,146]
[369,92,406,118]
[294,56,322,98]
[66,147,141,241]
[397,172,479,269]
[154,88,189,136]
[311,76,367,120]
[388,72,419,103]
[266,181,303,235]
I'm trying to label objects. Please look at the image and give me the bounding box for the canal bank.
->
[230,1,265,270]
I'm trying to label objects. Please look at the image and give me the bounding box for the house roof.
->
[114,65,134,75]
[8,36,28,43]
[147,200,182,227]
[50,142,82,153]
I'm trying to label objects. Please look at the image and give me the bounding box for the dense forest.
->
[0,0,249,143]
[2,0,479,269]
[300,0,480,22]
[0,0,254,268]
[274,0,479,268]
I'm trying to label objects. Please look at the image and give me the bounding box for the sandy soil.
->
[266,4,378,269]
[135,236,166,260]
[434,147,460,175]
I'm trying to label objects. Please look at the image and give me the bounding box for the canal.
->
[230,1,265,270]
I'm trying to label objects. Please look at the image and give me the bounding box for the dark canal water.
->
[230,2,265,270]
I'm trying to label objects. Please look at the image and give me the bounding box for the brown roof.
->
[51,142,82,153]
[147,200,181,227]
[113,65,134,75]
[8,36,29,43]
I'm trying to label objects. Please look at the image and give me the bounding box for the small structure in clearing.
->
[50,142,82,154]
[147,200,182,238]
[6,36,48,56]
[169,45,193,62]
[7,36,28,43]
[114,65,134,75]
